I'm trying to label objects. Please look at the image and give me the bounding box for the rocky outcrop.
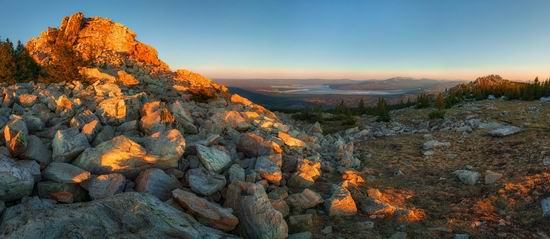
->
[0,193,235,238]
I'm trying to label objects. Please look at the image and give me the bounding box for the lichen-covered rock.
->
[135,168,181,201]
[286,189,323,210]
[186,168,226,196]
[0,155,34,201]
[81,173,126,200]
[0,192,235,238]
[142,129,185,168]
[52,128,90,162]
[196,144,232,173]
[73,135,156,177]
[96,95,142,125]
[172,189,239,232]
[43,162,91,184]
[225,181,288,239]
[238,132,282,157]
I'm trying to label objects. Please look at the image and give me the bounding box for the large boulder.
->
[172,189,239,232]
[196,144,232,173]
[237,132,282,157]
[73,135,156,177]
[43,162,91,184]
[186,168,226,196]
[0,155,34,201]
[225,181,288,239]
[141,129,185,168]
[135,168,181,201]
[52,128,90,162]
[0,192,235,238]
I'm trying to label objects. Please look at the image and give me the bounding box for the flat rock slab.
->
[0,192,236,238]
[488,126,522,137]
[44,162,91,184]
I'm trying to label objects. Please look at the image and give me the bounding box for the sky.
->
[1,0,550,81]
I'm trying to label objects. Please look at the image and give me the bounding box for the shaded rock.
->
[172,189,239,231]
[484,170,503,184]
[135,168,181,201]
[22,114,45,133]
[73,135,156,177]
[289,232,312,239]
[237,132,282,157]
[92,125,114,146]
[287,189,323,210]
[169,100,198,134]
[288,214,313,233]
[36,181,87,202]
[288,159,321,189]
[142,129,185,168]
[325,185,357,216]
[0,192,235,238]
[225,181,288,239]
[186,168,226,196]
[228,164,245,183]
[81,173,126,200]
[52,128,90,162]
[196,144,232,173]
[453,170,480,185]
[44,162,91,184]
[15,160,41,183]
[0,155,34,201]
[542,197,550,217]
[49,191,74,203]
[271,199,290,217]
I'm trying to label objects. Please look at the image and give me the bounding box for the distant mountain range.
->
[215,77,466,109]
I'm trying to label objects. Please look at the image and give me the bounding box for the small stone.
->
[255,155,283,185]
[321,226,333,234]
[489,126,522,137]
[288,159,321,189]
[453,170,480,185]
[484,170,503,184]
[543,156,550,166]
[228,164,245,183]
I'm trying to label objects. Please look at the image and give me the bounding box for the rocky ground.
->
[0,12,548,239]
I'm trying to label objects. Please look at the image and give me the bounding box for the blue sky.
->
[2,0,550,80]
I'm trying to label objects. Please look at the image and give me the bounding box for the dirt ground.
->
[310,100,550,238]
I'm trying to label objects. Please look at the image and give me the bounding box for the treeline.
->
[0,36,84,84]
[447,74,550,101]
[0,38,40,83]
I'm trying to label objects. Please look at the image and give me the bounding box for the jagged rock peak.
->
[27,12,169,74]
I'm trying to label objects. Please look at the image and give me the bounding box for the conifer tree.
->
[15,41,40,82]
[0,38,17,83]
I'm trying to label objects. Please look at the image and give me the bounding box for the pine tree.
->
[435,93,445,110]
[376,97,390,122]
[358,98,366,114]
[15,41,40,82]
[0,38,17,83]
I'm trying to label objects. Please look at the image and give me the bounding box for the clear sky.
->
[1,0,550,81]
